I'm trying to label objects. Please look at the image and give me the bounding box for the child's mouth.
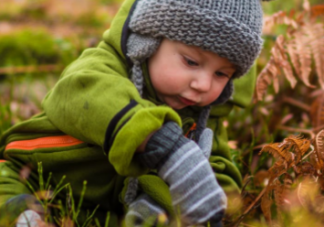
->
[178,96,197,106]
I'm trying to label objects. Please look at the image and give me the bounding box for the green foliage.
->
[262,0,323,14]
[0,29,77,68]
[22,162,108,227]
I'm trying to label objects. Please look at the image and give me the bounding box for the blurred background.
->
[1,0,324,226]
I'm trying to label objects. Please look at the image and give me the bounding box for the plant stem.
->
[277,125,315,138]
[233,187,267,227]
[282,96,311,112]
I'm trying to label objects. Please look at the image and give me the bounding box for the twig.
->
[276,125,315,138]
[302,145,315,161]
[0,64,64,74]
[233,187,268,227]
[282,96,311,112]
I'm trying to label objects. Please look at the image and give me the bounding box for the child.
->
[0,0,270,226]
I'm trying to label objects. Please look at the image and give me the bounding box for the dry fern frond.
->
[274,173,293,210]
[256,36,296,100]
[261,185,274,223]
[275,35,297,89]
[284,135,310,163]
[288,28,314,88]
[296,161,315,176]
[256,1,324,101]
[310,93,324,133]
[263,11,298,34]
[314,129,324,162]
[255,61,276,100]
[305,22,324,89]
[286,36,301,76]
[310,140,324,171]
[268,160,288,180]
[260,143,293,163]
[254,170,270,188]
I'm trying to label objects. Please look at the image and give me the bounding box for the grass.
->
[1,0,324,226]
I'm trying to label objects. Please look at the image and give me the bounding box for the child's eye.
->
[185,57,198,66]
[215,71,229,78]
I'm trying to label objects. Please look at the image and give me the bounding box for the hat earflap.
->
[127,33,161,96]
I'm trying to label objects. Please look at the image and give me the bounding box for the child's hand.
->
[125,193,169,227]
[137,122,227,226]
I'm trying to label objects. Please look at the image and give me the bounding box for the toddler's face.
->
[148,39,236,110]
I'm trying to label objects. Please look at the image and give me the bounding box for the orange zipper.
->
[5,135,84,151]
[185,122,197,138]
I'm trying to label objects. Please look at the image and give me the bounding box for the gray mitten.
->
[197,128,213,159]
[138,122,227,225]
[197,128,224,227]
[16,210,42,227]
[125,193,169,227]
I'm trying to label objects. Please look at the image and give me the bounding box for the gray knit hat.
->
[126,0,270,138]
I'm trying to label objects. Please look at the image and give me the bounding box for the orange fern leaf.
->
[256,59,277,100]
[310,92,324,133]
[304,22,324,89]
[287,28,314,88]
[310,4,324,19]
[314,129,324,163]
[263,11,298,34]
[256,36,295,100]
[254,170,270,188]
[260,143,293,164]
[296,161,316,176]
[268,160,288,180]
[274,35,297,89]
[261,185,274,223]
[274,174,293,210]
[284,135,310,163]
[286,37,301,76]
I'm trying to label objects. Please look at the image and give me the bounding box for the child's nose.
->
[190,73,212,92]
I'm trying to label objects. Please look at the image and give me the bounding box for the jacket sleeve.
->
[42,40,181,177]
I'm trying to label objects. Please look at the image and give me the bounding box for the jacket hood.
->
[102,0,138,68]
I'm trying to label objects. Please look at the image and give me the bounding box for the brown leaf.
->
[310,92,324,133]
[263,11,298,34]
[284,135,310,163]
[276,35,297,88]
[310,4,324,18]
[313,129,324,170]
[288,27,314,88]
[305,23,324,89]
[268,161,288,180]
[274,174,293,210]
[254,170,270,188]
[260,143,293,164]
[296,161,315,176]
[261,186,273,224]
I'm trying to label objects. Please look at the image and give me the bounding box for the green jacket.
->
[0,0,255,224]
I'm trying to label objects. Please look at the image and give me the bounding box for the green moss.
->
[0,29,78,68]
